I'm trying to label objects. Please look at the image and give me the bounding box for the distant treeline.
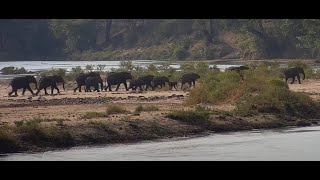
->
[1,19,320,61]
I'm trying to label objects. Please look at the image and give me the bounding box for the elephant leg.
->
[188,82,192,88]
[79,86,82,92]
[124,82,128,91]
[74,86,78,92]
[291,76,295,84]
[22,87,27,96]
[115,83,121,91]
[26,85,34,95]
[44,87,48,95]
[55,86,60,94]
[8,88,14,96]
[297,75,301,84]
[51,86,54,95]
[108,85,112,91]
[174,85,177,90]
[139,85,143,91]
[35,88,41,95]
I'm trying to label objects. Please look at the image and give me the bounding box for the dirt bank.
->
[0,79,319,154]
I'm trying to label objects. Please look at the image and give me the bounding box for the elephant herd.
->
[5,65,306,97]
[6,71,201,97]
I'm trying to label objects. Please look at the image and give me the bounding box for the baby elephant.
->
[129,79,145,91]
[85,76,103,92]
[168,81,178,90]
[35,75,65,95]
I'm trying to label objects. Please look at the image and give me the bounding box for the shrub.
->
[82,112,108,119]
[166,108,211,126]
[106,105,129,115]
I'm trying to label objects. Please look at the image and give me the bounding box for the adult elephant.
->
[153,76,169,89]
[226,65,249,80]
[35,75,65,95]
[284,67,305,84]
[181,73,200,89]
[85,76,103,92]
[105,71,132,91]
[74,72,102,92]
[7,75,38,96]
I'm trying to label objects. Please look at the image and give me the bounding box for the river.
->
[0,60,238,80]
[1,126,320,161]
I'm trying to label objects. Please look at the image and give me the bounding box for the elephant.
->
[138,75,155,91]
[153,76,169,89]
[181,73,200,89]
[168,81,178,90]
[85,76,103,92]
[104,71,132,91]
[7,75,38,96]
[74,72,102,92]
[128,79,145,91]
[226,66,249,80]
[35,75,65,95]
[284,67,305,84]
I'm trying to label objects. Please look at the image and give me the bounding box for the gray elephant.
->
[284,67,305,84]
[7,75,38,96]
[153,76,169,89]
[168,81,178,90]
[226,66,249,80]
[35,75,65,95]
[181,73,200,89]
[138,75,155,91]
[128,79,145,91]
[105,71,132,91]
[74,72,102,92]
[85,76,103,92]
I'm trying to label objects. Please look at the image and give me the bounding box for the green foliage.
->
[96,64,106,72]
[0,128,18,153]
[85,64,94,72]
[40,68,67,78]
[134,105,159,113]
[106,105,129,115]
[166,108,211,126]
[120,60,134,71]
[0,67,29,74]
[16,122,75,147]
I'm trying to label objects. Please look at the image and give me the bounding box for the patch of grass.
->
[134,105,159,113]
[88,121,118,135]
[166,108,211,126]
[235,86,320,118]
[0,128,18,153]
[16,122,75,147]
[17,117,71,126]
[106,105,129,115]
[82,112,108,119]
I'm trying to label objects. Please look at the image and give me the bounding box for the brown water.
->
[1,126,320,161]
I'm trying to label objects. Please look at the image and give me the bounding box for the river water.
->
[1,126,320,161]
[0,60,237,80]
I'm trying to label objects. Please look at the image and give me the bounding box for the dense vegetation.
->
[1,19,320,61]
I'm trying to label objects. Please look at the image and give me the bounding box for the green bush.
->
[0,129,18,153]
[106,105,129,115]
[0,66,29,74]
[166,108,211,126]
